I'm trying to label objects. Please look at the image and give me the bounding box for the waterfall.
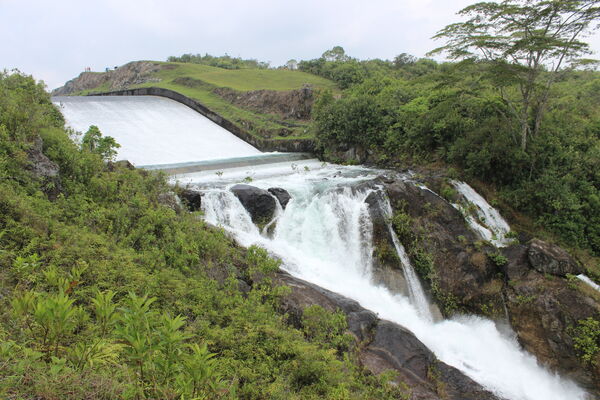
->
[451,180,512,247]
[577,274,600,292]
[194,166,587,400]
[378,192,433,320]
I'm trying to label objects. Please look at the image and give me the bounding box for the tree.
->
[81,125,120,161]
[322,46,350,62]
[393,53,417,68]
[285,59,298,70]
[430,0,600,150]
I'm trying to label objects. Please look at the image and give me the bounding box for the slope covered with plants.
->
[0,71,404,399]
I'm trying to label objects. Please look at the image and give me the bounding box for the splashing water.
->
[190,165,587,400]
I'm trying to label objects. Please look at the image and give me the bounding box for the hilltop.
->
[53,60,338,142]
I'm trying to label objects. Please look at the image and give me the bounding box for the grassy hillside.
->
[153,62,338,91]
[74,62,339,141]
[1,71,405,399]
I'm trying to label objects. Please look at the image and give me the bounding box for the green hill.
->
[57,61,339,142]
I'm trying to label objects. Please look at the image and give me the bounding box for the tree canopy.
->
[430,0,600,150]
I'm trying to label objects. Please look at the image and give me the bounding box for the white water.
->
[577,274,600,292]
[451,180,512,247]
[378,193,433,320]
[184,166,587,400]
[52,95,261,165]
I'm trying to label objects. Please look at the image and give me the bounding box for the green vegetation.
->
[311,19,600,259]
[0,71,406,399]
[167,54,270,70]
[390,208,458,316]
[155,62,338,92]
[570,317,600,366]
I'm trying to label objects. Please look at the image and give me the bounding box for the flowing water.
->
[577,274,600,293]
[179,163,587,400]
[451,180,512,247]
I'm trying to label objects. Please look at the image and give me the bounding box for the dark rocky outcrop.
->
[383,178,504,318]
[275,272,500,400]
[179,188,203,212]
[504,261,600,393]
[26,136,62,199]
[230,184,276,226]
[268,187,292,209]
[528,239,584,277]
[380,175,599,396]
[214,85,314,120]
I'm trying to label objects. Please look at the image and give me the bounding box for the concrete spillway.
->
[52,95,264,167]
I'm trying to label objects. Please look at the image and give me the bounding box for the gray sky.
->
[2,0,599,90]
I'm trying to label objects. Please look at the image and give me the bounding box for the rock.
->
[52,61,164,95]
[213,85,314,120]
[179,188,203,212]
[274,271,500,400]
[528,239,584,277]
[106,159,135,172]
[230,184,276,226]
[268,187,292,209]
[383,178,500,318]
[364,189,409,296]
[501,244,530,280]
[26,136,62,199]
[157,192,183,214]
[506,270,600,395]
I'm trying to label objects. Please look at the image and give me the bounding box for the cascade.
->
[378,193,433,320]
[190,165,587,400]
[451,180,512,247]
[577,274,600,292]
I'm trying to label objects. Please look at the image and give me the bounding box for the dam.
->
[52,95,311,171]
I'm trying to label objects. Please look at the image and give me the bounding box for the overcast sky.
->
[2,0,599,90]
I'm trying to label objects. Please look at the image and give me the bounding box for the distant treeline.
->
[167,53,269,69]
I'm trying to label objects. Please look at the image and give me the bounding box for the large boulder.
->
[179,188,203,212]
[274,272,500,400]
[505,269,600,394]
[528,239,584,277]
[268,187,292,209]
[230,184,277,226]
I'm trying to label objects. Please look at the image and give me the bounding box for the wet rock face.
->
[230,184,276,226]
[267,187,291,209]
[528,239,584,277]
[379,175,599,395]
[179,188,203,212]
[505,269,600,393]
[274,272,500,400]
[363,189,410,296]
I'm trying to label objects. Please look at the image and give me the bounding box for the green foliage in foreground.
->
[0,71,407,399]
